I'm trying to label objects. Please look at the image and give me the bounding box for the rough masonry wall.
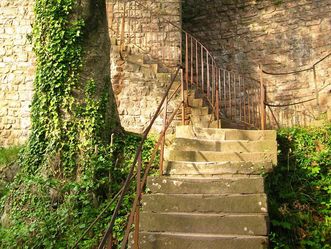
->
[0,0,35,146]
[183,0,331,127]
[106,0,182,133]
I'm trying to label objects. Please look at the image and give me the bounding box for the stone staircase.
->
[131,122,277,248]
[111,40,179,133]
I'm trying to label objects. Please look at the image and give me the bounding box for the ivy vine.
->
[0,0,149,247]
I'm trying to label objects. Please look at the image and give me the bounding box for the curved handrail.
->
[94,1,268,248]
[97,66,182,248]
[262,51,331,75]
[110,0,265,128]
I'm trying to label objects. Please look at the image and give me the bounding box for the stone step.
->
[189,120,219,129]
[140,212,268,236]
[147,176,265,194]
[190,113,213,119]
[191,106,209,116]
[164,161,273,175]
[168,150,277,164]
[171,138,277,153]
[132,232,268,249]
[176,125,276,141]
[188,98,204,107]
[142,194,267,213]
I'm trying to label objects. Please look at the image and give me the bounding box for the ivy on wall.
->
[0,0,147,247]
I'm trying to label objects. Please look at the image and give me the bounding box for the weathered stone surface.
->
[107,0,182,134]
[168,150,277,165]
[183,0,331,128]
[134,232,268,249]
[176,125,277,141]
[171,137,277,153]
[142,193,268,213]
[147,176,265,194]
[140,212,268,236]
[0,0,35,147]
[164,161,273,175]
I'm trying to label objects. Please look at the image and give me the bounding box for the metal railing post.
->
[181,68,186,125]
[159,96,168,175]
[260,65,266,130]
[133,151,142,249]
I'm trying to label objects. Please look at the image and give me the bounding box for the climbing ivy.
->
[22,0,84,175]
[0,0,158,247]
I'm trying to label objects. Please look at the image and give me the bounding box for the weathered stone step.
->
[171,138,277,153]
[190,114,213,122]
[140,212,268,235]
[133,232,268,249]
[188,98,204,107]
[176,125,276,141]
[142,194,267,213]
[147,176,265,194]
[190,120,219,129]
[164,161,273,175]
[168,150,277,164]
[191,106,209,116]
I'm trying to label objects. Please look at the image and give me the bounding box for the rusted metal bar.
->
[216,87,220,128]
[212,61,215,107]
[190,36,193,84]
[133,152,142,249]
[181,68,186,125]
[201,47,204,92]
[121,103,183,249]
[228,71,231,119]
[247,88,252,124]
[185,33,189,89]
[243,82,246,123]
[159,95,168,175]
[223,69,226,115]
[98,67,180,249]
[239,76,242,122]
[233,74,237,121]
[267,105,280,129]
[218,68,222,123]
[196,40,199,87]
[207,53,210,98]
[259,65,266,130]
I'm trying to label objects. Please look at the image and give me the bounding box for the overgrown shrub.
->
[267,124,331,249]
[0,133,157,248]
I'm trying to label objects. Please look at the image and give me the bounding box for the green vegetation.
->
[0,133,157,248]
[0,0,158,248]
[0,146,22,168]
[267,124,331,249]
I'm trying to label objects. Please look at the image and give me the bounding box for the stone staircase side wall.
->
[106,0,182,133]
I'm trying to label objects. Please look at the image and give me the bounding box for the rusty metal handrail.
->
[97,66,182,249]
[111,0,266,129]
[95,1,268,248]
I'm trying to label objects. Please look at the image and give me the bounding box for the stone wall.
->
[106,0,182,133]
[0,0,35,147]
[183,0,331,127]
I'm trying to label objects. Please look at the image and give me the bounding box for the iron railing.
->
[109,0,267,129]
[81,1,268,248]
[262,52,331,128]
